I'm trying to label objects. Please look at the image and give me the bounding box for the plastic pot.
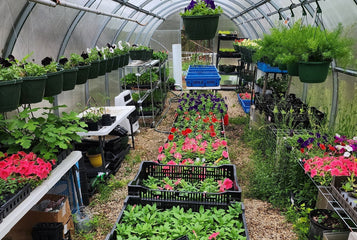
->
[182,14,220,40]
[44,70,64,97]
[62,67,78,91]
[0,79,22,112]
[299,61,331,83]
[76,65,90,85]
[20,75,47,104]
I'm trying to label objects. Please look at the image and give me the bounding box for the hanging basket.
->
[44,70,64,97]
[287,62,299,76]
[182,14,220,40]
[106,58,114,73]
[62,68,78,91]
[19,75,47,104]
[98,59,108,76]
[0,79,22,112]
[124,53,130,66]
[298,61,331,83]
[88,60,100,79]
[112,56,120,70]
[118,55,125,68]
[76,65,90,85]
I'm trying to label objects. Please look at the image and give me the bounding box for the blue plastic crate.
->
[238,95,253,113]
[185,74,221,87]
[257,62,288,73]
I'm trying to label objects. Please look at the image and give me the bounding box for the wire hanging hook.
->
[278,8,283,20]
[289,4,295,18]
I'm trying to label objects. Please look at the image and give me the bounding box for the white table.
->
[0,151,82,239]
[77,106,136,138]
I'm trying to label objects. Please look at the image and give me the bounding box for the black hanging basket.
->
[182,14,220,40]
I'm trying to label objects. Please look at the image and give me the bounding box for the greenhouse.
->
[0,0,357,239]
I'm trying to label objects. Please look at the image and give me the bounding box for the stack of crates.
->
[185,65,221,87]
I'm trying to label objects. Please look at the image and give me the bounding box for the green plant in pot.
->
[0,56,24,111]
[58,56,78,91]
[41,57,64,97]
[85,48,101,79]
[180,0,223,40]
[102,46,115,73]
[82,107,104,131]
[297,23,354,83]
[66,53,91,85]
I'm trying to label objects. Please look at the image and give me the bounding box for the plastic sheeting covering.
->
[0,0,356,126]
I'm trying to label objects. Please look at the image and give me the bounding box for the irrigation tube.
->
[29,0,148,26]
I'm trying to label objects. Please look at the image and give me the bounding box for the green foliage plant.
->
[180,0,223,16]
[0,105,87,160]
[115,202,246,239]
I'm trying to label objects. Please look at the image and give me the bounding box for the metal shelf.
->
[298,159,357,231]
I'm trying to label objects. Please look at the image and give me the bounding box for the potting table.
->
[77,106,136,171]
[0,151,82,239]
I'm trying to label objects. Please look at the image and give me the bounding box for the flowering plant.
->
[176,92,227,117]
[143,175,233,193]
[0,151,54,199]
[181,0,223,16]
[233,39,260,50]
[239,92,253,100]
[303,155,357,186]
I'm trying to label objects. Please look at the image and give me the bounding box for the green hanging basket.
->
[106,58,114,73]
[20,75,47,104]
[98,59,108,76]
[0,79,22,112]
[298,61,331,83]
[182,14,220,40]
[112,56,120,70]
[129,50,147,60]
[88,60,100,79]
[44,70,64,97]
[62,68,78,91]
[287,62,299,76]
[76,65,90,85]
[118,55,124,68]
[124,53,130,66]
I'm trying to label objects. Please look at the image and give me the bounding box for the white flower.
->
[126,42,130,47]
[353,136,357,141]
[101,47,105,52]
[96,46,100,51]
[344,151,351,158]
[113,44,117,48]
[109,48,114,53]
[346,145,353,152]
[335,133,341,138]
[335,145,343,150]
[118,41,123,50]
[87,48,91,53]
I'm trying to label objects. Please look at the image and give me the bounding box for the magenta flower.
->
[208,232,220,239]
[222,150,228,158]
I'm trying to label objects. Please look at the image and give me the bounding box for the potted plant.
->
[65,53,91,85]
[41,57,64,97]
[129,45,152,61]
[81,107,104,131]
[58,56,78,91]
[180,0,223,40]
[86,146,102,168]
[0,57,23,112]
[102,46,115,73]
[84,48,100,79]
[308,209,347,240]
[17,55,47,104]
[297,23,353,83]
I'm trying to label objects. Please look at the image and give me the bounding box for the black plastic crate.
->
[107,144,130,174]
[128,161,241,204]
[0,183,32,223]
[32,222,64,240]
[105,196,249,240]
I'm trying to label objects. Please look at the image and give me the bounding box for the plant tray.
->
[331,176,357,226]
[185,71,221,87]
[238,95,253,114]
[0,184,32,223]
[257,62,288,73]
[105,196,249,240]
[128,161,241,204]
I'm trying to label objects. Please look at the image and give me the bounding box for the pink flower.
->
[158,146,163,154]
[174,152,182,160]
[208,232,220,239]
[174,178,182,185]
[222,151,229,158]
[167,160,177,165]
[164,143,170,149]
[157,153,166,161]
[223,178,233,189]
[164,184,173,190]
[196,134,202,140]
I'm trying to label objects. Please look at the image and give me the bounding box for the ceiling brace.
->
[28,0,151,26]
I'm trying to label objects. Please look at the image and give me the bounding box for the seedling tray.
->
[105,196,249,240]
[238,95,253,113]
[128,161,241,204]
[257,62,288,73]
[0,184,32,223]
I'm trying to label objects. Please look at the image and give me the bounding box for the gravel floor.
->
[74,90,297,240]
